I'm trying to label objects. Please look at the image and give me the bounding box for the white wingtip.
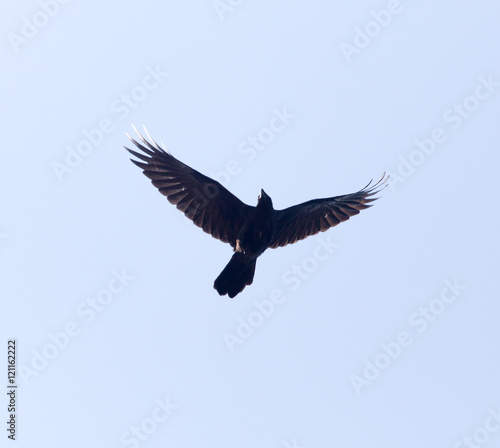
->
[126,124,171,154]
[142,124,154,144]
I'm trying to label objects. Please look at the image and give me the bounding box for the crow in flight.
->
[126,128,388,298]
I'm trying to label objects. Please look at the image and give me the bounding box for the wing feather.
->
[126,127,252,248]
[269,174,388,248]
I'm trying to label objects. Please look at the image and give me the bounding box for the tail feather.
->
[214,253,256,298]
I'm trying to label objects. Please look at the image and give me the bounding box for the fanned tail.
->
[214,253,256,298]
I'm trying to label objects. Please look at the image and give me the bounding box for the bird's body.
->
[214,190,274,297]
[126,128,387,298]
[234,190,275,257]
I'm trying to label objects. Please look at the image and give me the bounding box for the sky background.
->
[2,1,500,447]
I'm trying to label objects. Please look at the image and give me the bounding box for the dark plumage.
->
[126,127,388,298]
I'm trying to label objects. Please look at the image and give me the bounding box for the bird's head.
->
[257,189,273,209]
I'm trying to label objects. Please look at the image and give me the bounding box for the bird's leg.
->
[235,239,245,254]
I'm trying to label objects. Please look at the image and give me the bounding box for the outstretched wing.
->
[269,174,388,248]
[126,127,252,248]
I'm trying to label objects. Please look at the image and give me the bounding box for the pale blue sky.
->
[2,1,500,447]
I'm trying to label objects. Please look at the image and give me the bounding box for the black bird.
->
[126,128,388,298]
